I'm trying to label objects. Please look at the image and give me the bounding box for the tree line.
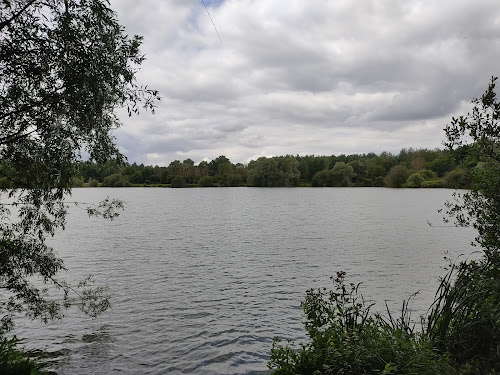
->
[47,146,477,189]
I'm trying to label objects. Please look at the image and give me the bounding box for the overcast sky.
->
[108,0,500,166]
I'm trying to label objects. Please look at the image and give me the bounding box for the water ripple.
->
[14,188,475,374]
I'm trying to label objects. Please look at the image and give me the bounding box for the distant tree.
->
[331,162,355,187]
[312,169,335,187]
[429,156,455,177]
[410,155,425,170]
[248,156,300,187]
[209,155,231,176]
[102,173,130,187]
[170,175,187,188]
[198,176,214,187]
[406,173,424,188]
[384,165,410,188]
[198,160,210,177]
[443,168,471,189]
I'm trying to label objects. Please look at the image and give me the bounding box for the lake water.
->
[14,188,476,374]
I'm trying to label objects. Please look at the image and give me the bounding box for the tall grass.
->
[426,256,500,373]
[268,272,454,375]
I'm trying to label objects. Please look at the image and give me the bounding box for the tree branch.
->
[0,0,39,31]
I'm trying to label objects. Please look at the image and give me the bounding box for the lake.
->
[14,188,475,374]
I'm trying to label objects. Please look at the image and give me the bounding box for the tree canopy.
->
[0,0,159,333]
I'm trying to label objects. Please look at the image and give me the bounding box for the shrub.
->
[198,176,214,187]
[443,169,471,189]
[87,178,99,187]
[0,336,44,375]
[384,165,410,188]
[71,177,84,187]
[421,179,444,188]
[406,173,424,188]
[374,176,385,187]
[269,272,454,375]
[311,170,335,187]
[170,175,186,188]
[102,173,130,187]
[418,169,437,180]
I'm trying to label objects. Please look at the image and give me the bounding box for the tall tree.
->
[427,77,500,370]
[0,0,159,333]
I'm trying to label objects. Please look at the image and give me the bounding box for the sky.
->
[108,0,500,166]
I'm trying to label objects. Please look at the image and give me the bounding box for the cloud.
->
[109,0,500,165]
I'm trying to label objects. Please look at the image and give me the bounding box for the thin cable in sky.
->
[201,0,222,43]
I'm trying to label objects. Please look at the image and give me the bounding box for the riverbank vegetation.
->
[0,0,158,372]
[269,77,500,374]
[12,146,475,189]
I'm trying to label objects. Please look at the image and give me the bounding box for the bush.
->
[405,173,424,188]
[198,176,214,187]
[170,175,186,188]
[443,169,471,189]
[102,173,130,187]
[87,178,99,187]
[311,170,335,187]
[269,272,454,375]
[384,165,410,188]
[0,336,44,375]
[418,169,437,180]
[421,179,444,188]
[374,176,385,187]
[71,177,84,187]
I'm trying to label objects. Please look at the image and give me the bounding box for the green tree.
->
[170,175,187,188]
[384,165,410,188]
[405,173,424,188]
[248,156,300,187]
[427,77,500,372]
[429,156,454,177]
[208,155,231,176]
[198,175,214,187]
[311,169,335,187]
[0,0,159,334]
[331,162,355,187]
[443,168,471,189]
[348,160,367,185]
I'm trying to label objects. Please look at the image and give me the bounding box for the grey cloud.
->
[109,0,500,165]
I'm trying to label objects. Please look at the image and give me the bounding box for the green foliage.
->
[331,162,355,187]
[429,156,455,177]
[248,156,300,187]
[62,148,478,190]
[405,173,424,188]
[87,178,99,187]
[0,0,158,334]
[384,165,410,188]
[427,259,500,372]
[271,79,500,375]
[102,173,130,187]
[443,169,471,189]
[71,177,84,187]
[269,272,454,375]
[426,77,500,373]
[421,179,445,188]
[198,176,214,187]
[0,336,44,374]
[311,169,335,187]
[417,169,437,181]
[170,175,187,188]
